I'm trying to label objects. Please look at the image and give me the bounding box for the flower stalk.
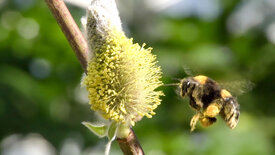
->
[45,0,88,72]
[117,128,145,155]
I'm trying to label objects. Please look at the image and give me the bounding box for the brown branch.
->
[45,0,88,72]
[44,0,144,154]
[117,128,145,155]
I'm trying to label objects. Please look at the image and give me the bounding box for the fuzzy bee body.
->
[180,75,240,131]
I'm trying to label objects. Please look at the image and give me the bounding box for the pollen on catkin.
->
[82,0,163,126]
[83,29,163,126]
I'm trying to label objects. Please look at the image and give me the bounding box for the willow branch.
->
[44,0,144,154]
[45,0,88,72]
[117,128,145,155]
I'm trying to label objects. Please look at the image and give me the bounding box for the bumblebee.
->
[180,75,240,131]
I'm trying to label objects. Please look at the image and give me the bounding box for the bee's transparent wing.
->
[182,65,194,76]
[220,80,255,96]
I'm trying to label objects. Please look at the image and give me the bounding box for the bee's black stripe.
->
[227,112,234,121]
[189,96,200,110]
[201,78,221,108]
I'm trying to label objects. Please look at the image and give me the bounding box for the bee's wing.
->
[220,80,255,96]
[182,65,194,76]
[220,99,240,129]
[168,65,193,85]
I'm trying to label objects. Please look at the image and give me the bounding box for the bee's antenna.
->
[163,83,180,87]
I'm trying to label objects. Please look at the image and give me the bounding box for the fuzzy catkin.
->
[82,0,163,126]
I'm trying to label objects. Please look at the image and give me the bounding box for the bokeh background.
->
[1,0,275,154]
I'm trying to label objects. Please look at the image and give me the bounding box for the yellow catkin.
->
[83,28,163,126]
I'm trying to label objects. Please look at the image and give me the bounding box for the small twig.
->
[117,128,145,155]
[44,0,144,154]
[45,0,88,72]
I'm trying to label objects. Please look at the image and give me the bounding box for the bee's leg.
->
[190,113,201,132]
[203,100,222,118]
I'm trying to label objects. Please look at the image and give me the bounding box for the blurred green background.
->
[0,0,275,154]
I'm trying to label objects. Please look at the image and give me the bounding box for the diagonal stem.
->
[45,0,88,73]
[44,0,144,154]
[117,128,145,155]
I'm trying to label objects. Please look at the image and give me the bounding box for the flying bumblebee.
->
[179,75,240,131]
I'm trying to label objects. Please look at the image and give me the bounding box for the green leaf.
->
[107,122,117,140]
[82,121,107,138]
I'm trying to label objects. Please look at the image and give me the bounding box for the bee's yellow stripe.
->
[194,75,208,84]
[221,89,232,99]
